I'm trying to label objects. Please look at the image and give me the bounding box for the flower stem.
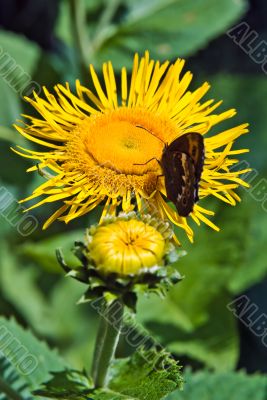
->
[92,298,124,388]
[0,376,24,400]
[69,0,92,71]
[91,0,120,52]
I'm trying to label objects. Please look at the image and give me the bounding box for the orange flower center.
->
[67,107,178,176]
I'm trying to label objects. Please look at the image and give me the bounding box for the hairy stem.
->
[92,299,124,388]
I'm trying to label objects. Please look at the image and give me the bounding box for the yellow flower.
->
[89,219,165,276]
[57,212,181,303]
[14,51,249,243]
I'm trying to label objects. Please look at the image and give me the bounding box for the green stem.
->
[92,299,124,388]
[0,376,24,400]
[69,0,92,71]
[92,0,121,52]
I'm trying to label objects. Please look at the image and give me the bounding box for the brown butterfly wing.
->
[162,133,204,216]
[167,132,204,179]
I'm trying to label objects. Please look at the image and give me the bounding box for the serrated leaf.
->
[34,369,130,400]
[0,316,66,390]
[35,350,182,400]
[108,348,183,400]
[0,356,32,400]
[34,369,94,399]
[167,370,267,400]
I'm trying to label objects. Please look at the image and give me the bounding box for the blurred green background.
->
[0,0,267,398]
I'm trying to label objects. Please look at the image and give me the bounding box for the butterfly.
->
[136,127,205,216]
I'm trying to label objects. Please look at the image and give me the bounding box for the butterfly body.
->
[161,132,204,217]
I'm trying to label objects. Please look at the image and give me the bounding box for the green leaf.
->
[167,292,238,370]
[34,369,94,399]
[138,290,238,371]
[0,316,66,390]
[0,31,40,73]
[18,230,85,273]
[92,390,132,400]
[0,30,40,127]
[217,193,267,294]
[35,350,182,400]
[0,238,88,329]
[0,77,21,128]
[134,215,233,368]
[0,126,20,143]
[137,293,194,333]
[0,241,54,335]
[167,370,267,400]
[136,211,237,369]
[0,239,99,370]
[87,0,248,69]
[0,356,32,400]
[206,74,267,171]
[0,31,41,186]
[137,176,267,370]
[34,370,130,399]
[34,370,129,400]
[0,183,22,238]
[108,348,183,399]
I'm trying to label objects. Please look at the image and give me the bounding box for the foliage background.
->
[0,0,267,398]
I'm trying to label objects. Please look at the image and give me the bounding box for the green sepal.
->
[56,218,184,311]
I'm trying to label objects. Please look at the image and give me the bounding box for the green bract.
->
[57,213,183,310]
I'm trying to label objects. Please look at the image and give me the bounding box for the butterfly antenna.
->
[136,125,165,145]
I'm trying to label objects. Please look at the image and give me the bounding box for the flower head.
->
[57,212,182,307]
[14,51,249,242]
[89,218,166,276]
